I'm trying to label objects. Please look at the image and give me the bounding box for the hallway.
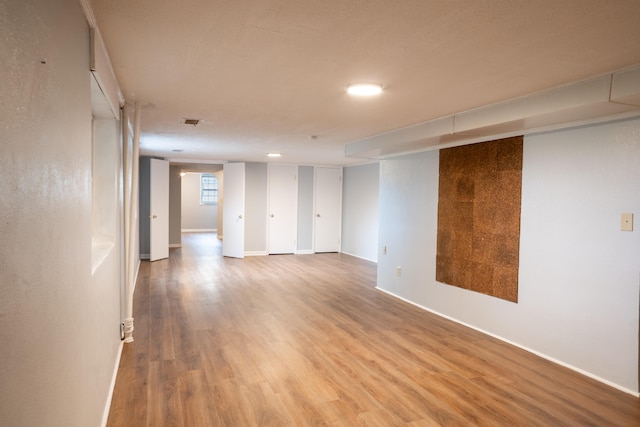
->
[107,233,640,426]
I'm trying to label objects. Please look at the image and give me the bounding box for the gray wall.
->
[376,117,640,394]
[139,156,151,257]
[169,165,182,245]
[0,1,124,425]
[341,163,379,262]
[245,162,268,253]
[232,163,376,257]
[180,172,217,231]
[224,163,315,254]
[297,166,314,252]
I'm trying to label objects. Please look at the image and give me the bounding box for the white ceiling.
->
[90,0,640,166]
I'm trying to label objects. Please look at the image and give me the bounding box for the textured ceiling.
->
[90,0,640,165]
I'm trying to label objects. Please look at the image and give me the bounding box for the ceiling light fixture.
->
[267,153,282,158]
[347,83,383,96]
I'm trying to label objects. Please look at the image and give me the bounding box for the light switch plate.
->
[621,213,633,231]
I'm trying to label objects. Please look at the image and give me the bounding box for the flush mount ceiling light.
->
[347,83,383,96]
[267,153,282,158]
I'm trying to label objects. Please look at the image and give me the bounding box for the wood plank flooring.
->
[107,233,640,426]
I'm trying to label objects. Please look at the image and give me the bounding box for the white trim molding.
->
[340,250,378,263]
[245,251,268,257]
[100,341,123,427]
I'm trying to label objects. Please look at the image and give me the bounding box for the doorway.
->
[170,163,224,253]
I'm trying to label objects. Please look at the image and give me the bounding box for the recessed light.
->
[347,83,383,96]
[267,153,282,158]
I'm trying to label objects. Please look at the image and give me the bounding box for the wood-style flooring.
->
[107,232,640,426]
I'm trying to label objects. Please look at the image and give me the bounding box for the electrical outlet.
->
[621,213,633,231]
[396,266,402,277]
[383,246,387,255]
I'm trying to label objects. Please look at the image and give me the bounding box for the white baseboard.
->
[294,249,314,255]
[169,243,182,248]
[181,229,217,233]
[139,254,149,260]
[245,251,268,257]
[101,340,124,427]
[375,286,640,397]
[340,250,378,263]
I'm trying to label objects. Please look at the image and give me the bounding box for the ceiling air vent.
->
[183,118,200,126]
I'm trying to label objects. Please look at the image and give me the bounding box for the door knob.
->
[152,215,157,219]
[238,214,243,219]
[271,214,275,218]
[316,214,321,218]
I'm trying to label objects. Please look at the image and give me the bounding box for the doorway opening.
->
[170,163,224,253]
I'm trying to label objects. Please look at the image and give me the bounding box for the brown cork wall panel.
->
[436,136,523,302]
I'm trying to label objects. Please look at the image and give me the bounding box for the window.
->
[200,174,218,205]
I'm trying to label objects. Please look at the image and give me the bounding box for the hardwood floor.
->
[107,233,640,426]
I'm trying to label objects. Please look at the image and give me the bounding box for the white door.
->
[223,162,245,258]
[150,158,170,261]
[314,167,342,253]
[268,165,297,254]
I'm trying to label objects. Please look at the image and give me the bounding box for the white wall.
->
[181,172,218,231]
[377,117,640,394]
[0,1,124,425]
[342,163,380,262]
[92,119,119,246]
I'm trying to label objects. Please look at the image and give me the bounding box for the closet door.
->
[268,165,297,254]
[222,162,245,258]
[314,167,342,253]
[149,158,170,261]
